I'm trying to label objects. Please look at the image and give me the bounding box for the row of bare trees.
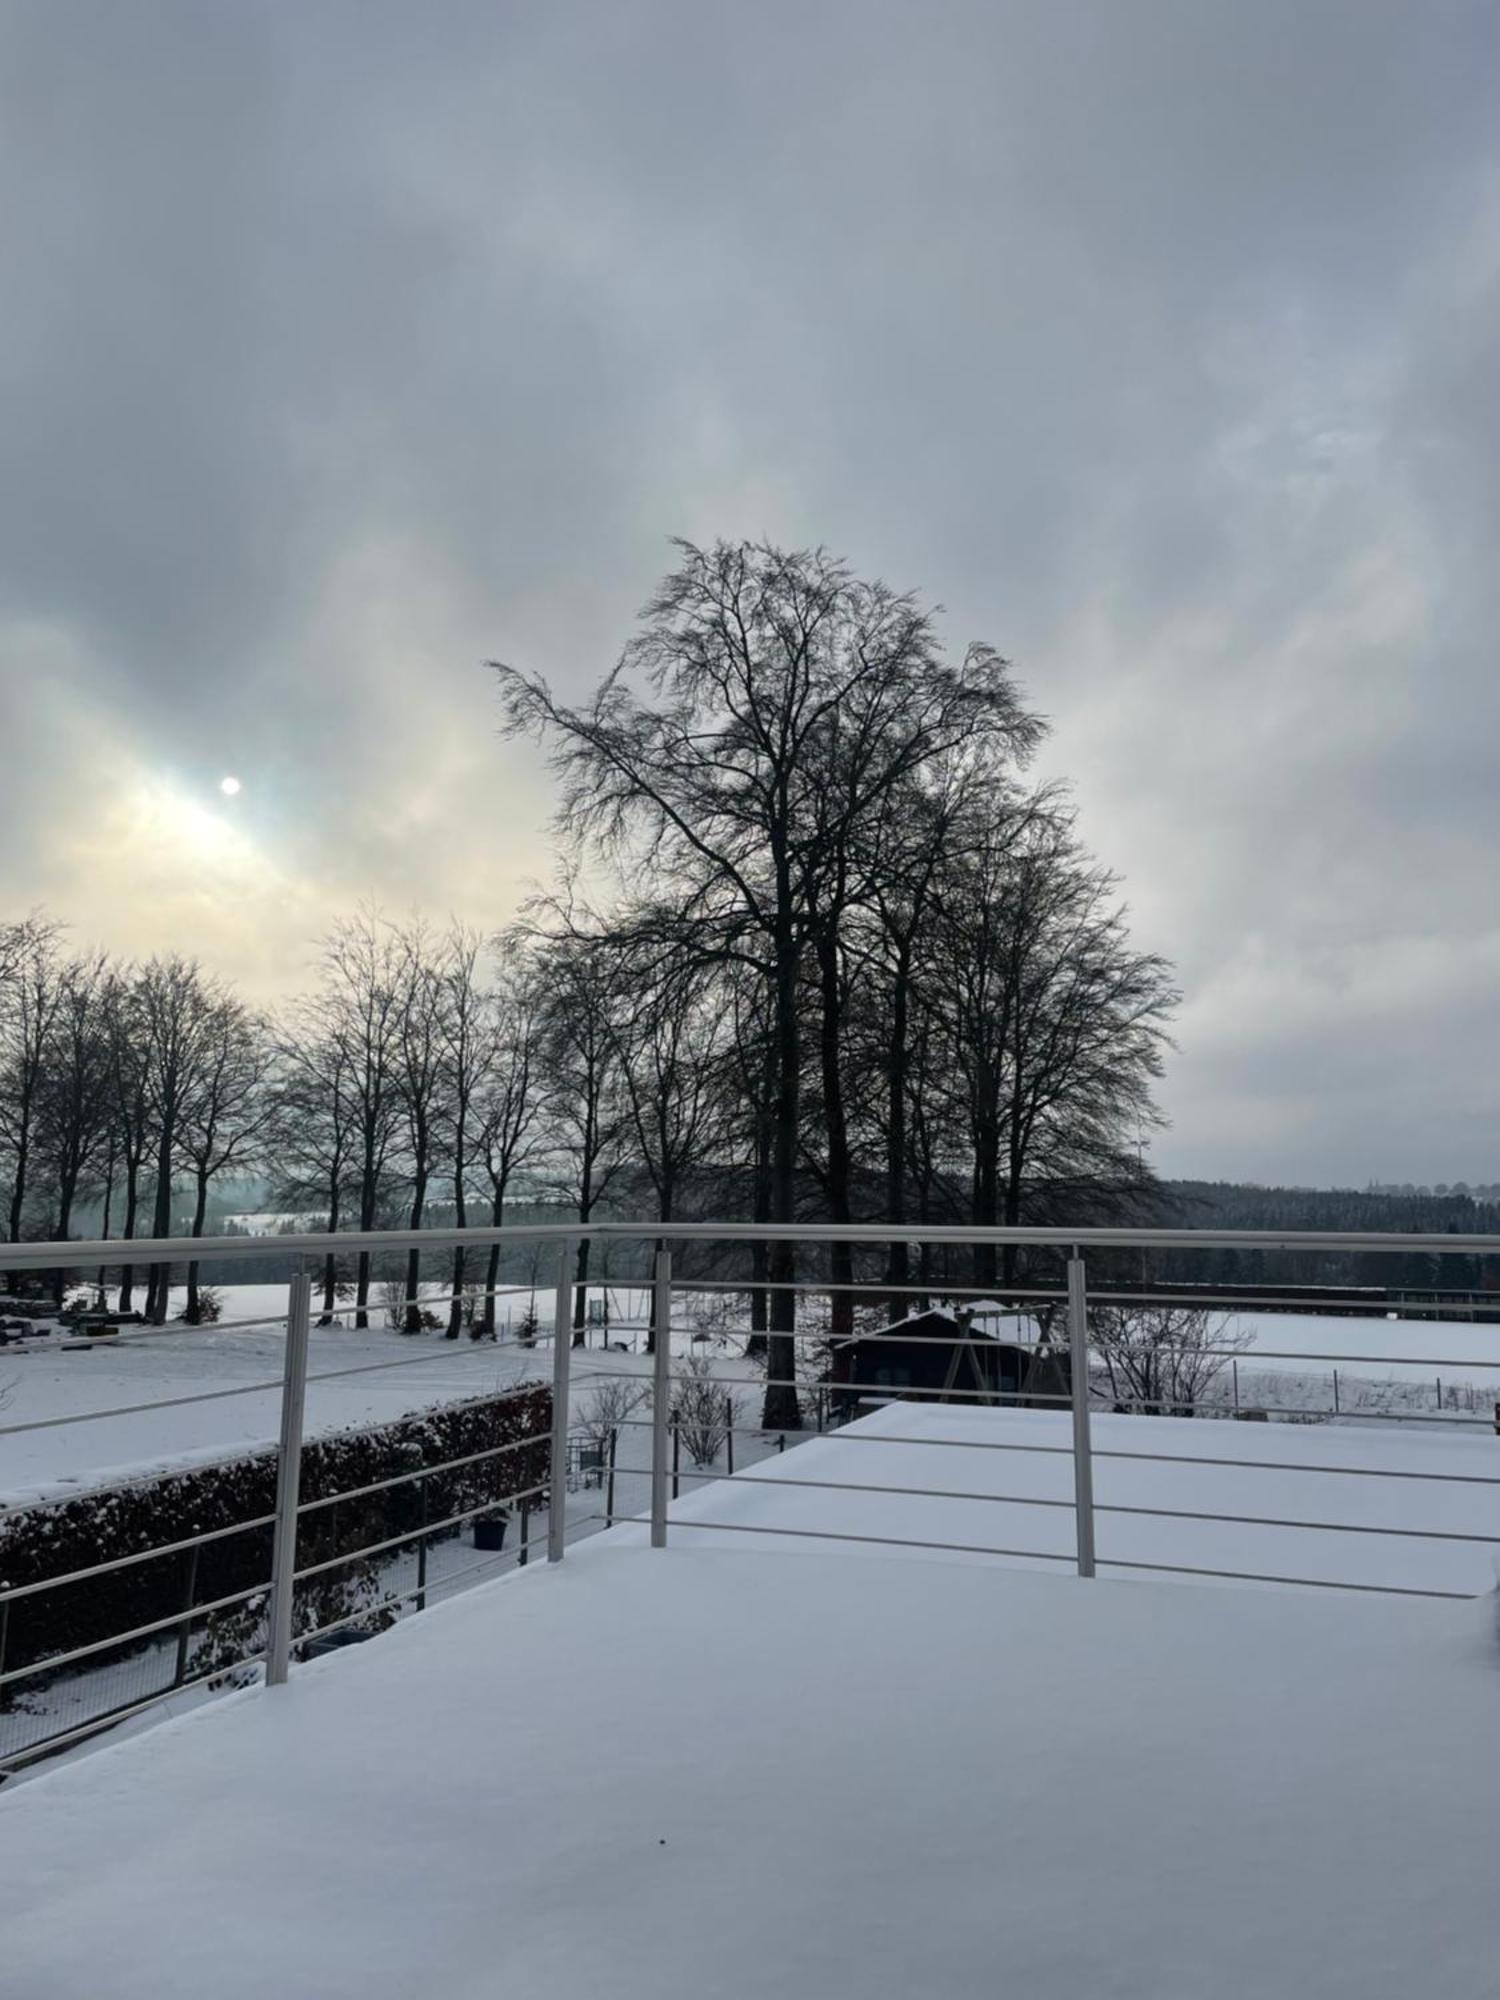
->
[3,542,1178,1424]
[496,538,1178,1422]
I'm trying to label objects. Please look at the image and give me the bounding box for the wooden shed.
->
[828,1309,1068,1420]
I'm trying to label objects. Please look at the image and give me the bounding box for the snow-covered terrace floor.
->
[3,1541,1498,1999]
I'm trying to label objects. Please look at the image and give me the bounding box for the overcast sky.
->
[2,1,1497,1186]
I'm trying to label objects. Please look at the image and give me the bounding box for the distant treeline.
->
[1149,1181,1500,1292]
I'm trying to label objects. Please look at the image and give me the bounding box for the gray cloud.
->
[2,0,1498,1182]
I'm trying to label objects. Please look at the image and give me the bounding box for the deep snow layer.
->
[2,1544,1498,1999]
[611,1402,1500,1596]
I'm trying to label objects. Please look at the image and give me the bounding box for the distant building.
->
[828,1308,1068,1421]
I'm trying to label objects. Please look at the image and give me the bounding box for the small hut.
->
[827,1309,1068,1422]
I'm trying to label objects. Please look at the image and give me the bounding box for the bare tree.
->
[106,970,153,1314]
[436,927,489,1339]
[136,956,227,1322]
[179,997,270,1323]
[317,914,404,1327]
[1090,1305,1251,1416]
[34,951,115,1301]
[533,933,627,1345]
[390,921,451,1333]
[932,801,1175,1288]
[496,539,1040,1424]
[269,1005,356,1324]
[473,945,544,1335]
[0,915,65,1285]
[671,1351,743,1467]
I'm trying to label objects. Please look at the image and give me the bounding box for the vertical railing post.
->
[1067,1254,1096,1579]
[266,1269,312,1685]
[650,1246,672,1548]
[548,1244,573,1562]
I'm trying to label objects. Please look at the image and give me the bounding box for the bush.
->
[671,1353,742,1467]
[175,1287,222,1325]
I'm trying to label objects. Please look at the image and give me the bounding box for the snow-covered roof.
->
[2,1540,1496,1999]
[611,1401,1500,1597]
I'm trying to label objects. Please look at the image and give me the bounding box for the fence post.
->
[173,1541,200,1688]
[1332,1369,1340,1416]
[548,1245,572,1563]
[415,1474,428,1613]
[650,1246,672,1548]
[1067,1254,1096,1579]
[266,1269,312,1686]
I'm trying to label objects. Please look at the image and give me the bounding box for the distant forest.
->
[1150,1182,1500,1293]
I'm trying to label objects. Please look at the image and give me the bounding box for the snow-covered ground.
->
[610,1401,1500,1597]
[3,1541,1498,1999]
[6,1287,1498,1509]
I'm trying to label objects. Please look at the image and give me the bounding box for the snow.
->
[609,1401,1500,1596]
[2,1540,1498,1998]
[0,1287,566,1506]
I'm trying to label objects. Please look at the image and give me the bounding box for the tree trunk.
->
[118,1164,140,1313]
[6,1119,29,1293]
[96,1148,114,1306]
[184,1170,210,1323]
[147,1119,175,1323]
[883,947,911,1315]
[403,1151,428,1333]
[763,903,802,1431]
[816,931,854,1343]
[481,1186,504,1336]
[446,1141,468,1339]
[572,1227,591,1347]
[51,1167,79,1306]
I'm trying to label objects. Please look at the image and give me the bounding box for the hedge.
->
[0,1382,552,1702]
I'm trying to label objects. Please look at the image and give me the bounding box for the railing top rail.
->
[8,1218,1500,1273]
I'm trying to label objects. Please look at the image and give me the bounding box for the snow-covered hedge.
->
[0,1383,552,1693]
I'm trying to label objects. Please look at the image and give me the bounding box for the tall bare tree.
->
[533,934,627,1343]
[137,957,226,1322]
[316,914,405,1327]
[35,951,115,1300]
[472,944,543,1336]
[496,539,1040,1424]
[0,916,65,1284]
[179,997,269,1322]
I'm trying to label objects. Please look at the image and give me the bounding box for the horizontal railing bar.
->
[0,1377,289,1438]
[1093,1555,1475,1600]
[667,1277,1500,1318]
[1090,1442,1500,1485]
[646,1463,1500,1546]
[0,1579,271,1690]
[1091,1500,1500,1544]
[610,1511,1071,1564]
[0,1649,269,1773]
[292,1523,564,1650]
[12,1218,1500,1274]
[652,1464,1079,1512]
[301,1342,548,1388]
[0,1343,548,1445]
[291,1480,552,1583]
[0,1512,279,1605]
[600,1410,1500,1487]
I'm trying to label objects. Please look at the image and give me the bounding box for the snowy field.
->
[2,1542,1498,1999]
[5,1284,1499,1510]
[613,1401,1500,1597]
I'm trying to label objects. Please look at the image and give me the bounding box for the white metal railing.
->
[2,1217,1500,1772]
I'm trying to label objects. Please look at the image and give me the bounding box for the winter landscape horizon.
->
[4,5,1500,1997]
